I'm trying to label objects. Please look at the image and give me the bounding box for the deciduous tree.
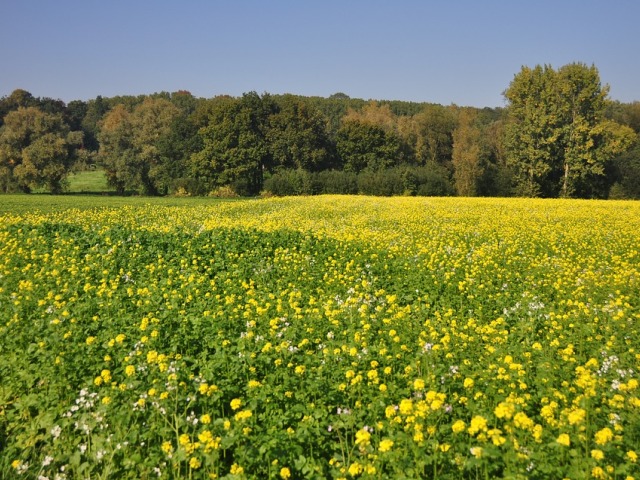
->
[452,108,484,196]
[504,63,636,197]
[0,106,81,193]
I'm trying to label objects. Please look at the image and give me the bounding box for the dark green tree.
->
[267,95,334,172]
[335,120,403,173]
[156,113,203,194]
[0,89,37,127]
[82,96,110,151]
[0,106,82,193]
[190,92,276,195]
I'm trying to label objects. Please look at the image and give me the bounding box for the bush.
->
[357,169,405,196]
[263,169,313,196]
[315,170,359,195]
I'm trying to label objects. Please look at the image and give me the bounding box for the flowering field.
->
[1,195,639,479]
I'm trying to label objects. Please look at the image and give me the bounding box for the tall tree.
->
[452,108,484,196]
[335,119,403,173]
[82,96,109,151]
[0,89,37,127]
[190,92,276,195]
[267,95,334,172]
[0,106,82,193]
[97,104,133,193]
[130,98,181,195]
[408,104,457,166]
[97,99,180,194]
[504,63,636,197]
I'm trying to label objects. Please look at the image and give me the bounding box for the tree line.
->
[1,62,639,198]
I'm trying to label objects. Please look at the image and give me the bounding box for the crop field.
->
[1,195,639,479]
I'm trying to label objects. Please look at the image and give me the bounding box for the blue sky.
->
[1,0,638,107]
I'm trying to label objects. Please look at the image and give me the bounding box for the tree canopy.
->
[1,63,638,198]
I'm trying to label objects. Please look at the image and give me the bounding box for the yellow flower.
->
[198,430,213,443]
[125,365,135,376]
[379,438,394,452]
[470,446,483,458]
[413,378,425,390]
[162,441,174,455]
[234,409,252,421]
[513,412,534,430]
[452,420,466,433]
[348,461,363,476]
[399,399,413,415]
[591,466,606,479]
[354,428,371,447]
[230,463,244,475]
[627,450,638,462]
[280,467,291,479]
[594,427,613,445]
[230,398,242,410]
[468,415,487,435]
[200,414,211,424]
[189,457,201,469]
[101,396,111,405]
[591,449,604,461]
[557,433,570,446]
[567,408,586,425]
[294,365,305,375]
[463,378,474,389]
[86,336,96,345]
[494,401,515,419]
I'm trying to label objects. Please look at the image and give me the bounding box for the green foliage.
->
[452,109,484,196]
[2,75,637,199]
[314,170,359,195]
[0,106,81,193]
[409,104,457,166]
[190,92,276,196]
[504,63,636,197]
[267,95,335,172]
[611,140,640,198]
[97,99,181,195]
[263,169,315,196]
[263,166,454,197]
[335,120,403,173]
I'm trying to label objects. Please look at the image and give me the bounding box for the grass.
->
[65,169,115,193]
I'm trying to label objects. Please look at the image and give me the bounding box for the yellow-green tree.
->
[0,106,82,193]
[97,98,180,194]
[504,63,636,197]
[452,108,483,196]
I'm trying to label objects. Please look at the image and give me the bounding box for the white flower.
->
[50,425,62,439]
